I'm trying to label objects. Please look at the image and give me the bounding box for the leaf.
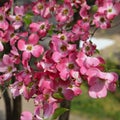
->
[51,107,69,120]
[23,12,34,27]
[90,5,98,13]
[95,49,100,54]
[53,92,64,99]
[48,25,55,36]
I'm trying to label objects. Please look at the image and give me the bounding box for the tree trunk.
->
[1,87,12,120]
[58,100,71,120]
[12,96,22,120]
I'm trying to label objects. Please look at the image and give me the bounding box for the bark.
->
[12,96,22,120]
[1,87,12,120]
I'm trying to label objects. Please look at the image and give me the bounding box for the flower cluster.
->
[0,0,119,120]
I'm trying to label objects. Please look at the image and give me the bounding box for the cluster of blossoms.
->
[0,0,120,120]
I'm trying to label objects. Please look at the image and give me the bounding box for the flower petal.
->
[32,45,44,57]
[28,33,39,45]
[18,39,26,51]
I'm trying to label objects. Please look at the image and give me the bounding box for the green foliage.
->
[53,92,64,99]
[23,12,34,27]
[90,5,98,13]
[48,25,55,36]
[51,107,69,120]
[71,85,120,120]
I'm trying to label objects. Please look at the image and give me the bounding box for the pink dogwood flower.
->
[0,9,9,30]
[51,35,76,62]
[98,2,120,20]
[9,6,24,29]
[0,54,16,83]
[18,33,44,60]
[72,20,90,41]
[93,13,111,29]
[32,0,56,18]
[81,41,96,56]
[29,21,50,38]
[55,3,73,25]
[56,52,79,80]
[76,51,105,75]
[87,68,118,98]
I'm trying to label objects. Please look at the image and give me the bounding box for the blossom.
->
[9,6,24,29]
[56,52,79,80]
[0,9,9,30]
[0,54,16,81]
[93,12,111,29]
[29,21,50,38]
[18,33,44,60]
[98,2,120,20]
[87,68,118,98]
[55,3,73,25]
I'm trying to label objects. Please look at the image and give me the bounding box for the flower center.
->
[10,33,15,38]
[60,35,66,40]
[62,9,69,15]
[100,17,105,23]
[60,45,67,51]
[0,15,3,21]
[7,66,12,72]
[16,15,21,21]
[40,24,45,30]
[68,63,74,69]
[85,46,90,51]
[26,45,33,51]
[108,9,112,13]
[37,3,44,10]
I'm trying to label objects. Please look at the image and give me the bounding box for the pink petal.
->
[59,69,69,80]
[0,65,7,72]
[22,51,31,60]
[52,52,63,62]
[89,82,107,98]
[0,20,9,30]
[15,6,24,16]
[34,106,43,120]
[72,86,82,96]
[13,21,22,30]
[28,33,39,45]
[21,111,32,120]
[63,89,74,100]
[0,41,4,51]
[32,45,44,57]
[29,23,40,32]
[18,39,26,51]
[3,54,12,65]
[43,103,56,119]
[107,82,116,92]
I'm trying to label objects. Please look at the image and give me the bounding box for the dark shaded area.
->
[0,0,9,7]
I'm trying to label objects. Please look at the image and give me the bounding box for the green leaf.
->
[90,5,98,13]
[48,25,55,36]
[95,49,100,54]
[53,92,64,99]
[51,108,69,120]
[23,12,34,26]
[48,29,53,36]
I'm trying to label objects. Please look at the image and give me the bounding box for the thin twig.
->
[90,27,98,39]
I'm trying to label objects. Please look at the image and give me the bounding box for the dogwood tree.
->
[0,0,120,120]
